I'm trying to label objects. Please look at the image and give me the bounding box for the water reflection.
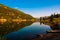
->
[0,22,52,40]
[4,22,51,40]
[50,23,60,30]
[0,21,34,36]
[40,22,60,30]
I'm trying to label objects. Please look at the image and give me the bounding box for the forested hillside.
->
[0,4,35,23]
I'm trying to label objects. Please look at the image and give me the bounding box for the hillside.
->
[0,4,35,23]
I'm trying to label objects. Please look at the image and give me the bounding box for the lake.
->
[0,22,52,40]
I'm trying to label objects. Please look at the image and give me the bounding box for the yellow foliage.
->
[0,19,7,23]
[22,19,26,21]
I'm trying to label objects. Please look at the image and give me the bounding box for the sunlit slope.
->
[0,4,35,23]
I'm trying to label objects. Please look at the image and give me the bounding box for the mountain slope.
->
[0,4,34,19]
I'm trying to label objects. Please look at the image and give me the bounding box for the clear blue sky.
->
[0,0,60,17]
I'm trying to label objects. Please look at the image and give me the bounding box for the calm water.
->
[4,22,52,40]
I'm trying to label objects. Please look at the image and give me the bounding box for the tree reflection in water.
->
[40,22,60,30]
[50,23,60,30]
[0,21,34,40]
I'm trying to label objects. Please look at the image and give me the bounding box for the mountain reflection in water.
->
[0,22,52,40]
[0,21,34,36]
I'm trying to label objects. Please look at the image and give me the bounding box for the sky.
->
[0,0,60,18]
